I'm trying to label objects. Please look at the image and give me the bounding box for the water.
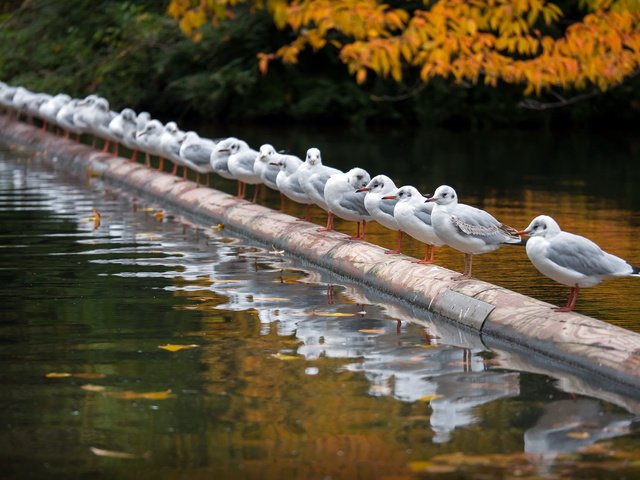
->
[2,133,640,479]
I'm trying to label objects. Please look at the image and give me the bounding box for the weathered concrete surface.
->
[2,114,640,391]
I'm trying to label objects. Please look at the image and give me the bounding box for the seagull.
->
[227,140,261,201]
[357,175,403,254]
[273,153,313,218]
[427,185,521,280]
[210,137,239,181]
[298,148,342,229]
[136,119,164,169]
[324,167,371,240]
[254,144,283,192]
[518,215,640,312]
[38,93,71,132]
[54,98,85,140]
[108,108,137,158]
[179,131,217,184]
[159,121,187,176]
[384,185,444,263]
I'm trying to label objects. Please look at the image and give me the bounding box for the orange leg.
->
[385,230,403,254]
[555,285,580,312]
[318,212,334,232]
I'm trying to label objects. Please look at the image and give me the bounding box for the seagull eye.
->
[442,192,448,198]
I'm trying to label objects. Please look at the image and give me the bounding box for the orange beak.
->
[381,195,397,200]
[356,187,370,193]
[515,229,528,236]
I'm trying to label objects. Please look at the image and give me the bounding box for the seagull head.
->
[517,215,561,238]
[393,185,422,202]
[259,144,277,162]
[425,185,458,207]
[359,174,396,194]
[346,167,371,189]
[306,148,322,166]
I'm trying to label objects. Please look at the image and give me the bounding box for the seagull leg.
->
[158,157,165,172]
[145,152,151,167]
[452,253,473,280]
[385,231,403,254]
[279,193,286,212]
[130,149,138,162]
[114,143,120,157]
[102,140,110,153]
[318,212,334,232]
[349,220,367,241]
[415,244,435,264]
[555,285,580,312]
[251,184,260,203]
[171,162,178,176]
[183,167,188,180]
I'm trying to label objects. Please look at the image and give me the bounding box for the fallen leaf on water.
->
[153,211,164,221]
[359,329,385,334]
[158,344,198,352]
[45,372,72,378]
[73,372,107,379]
[90,447,139,459]
[408,462,457,474]
[314,312,355,317]
[81,384,107,392]
[87,170,101,179]
[419,394,444,403]
[567,431,591,440]
[46,372,106,379]
[106,389,174,400]
[212,224,224,230]
[272,353,301,361]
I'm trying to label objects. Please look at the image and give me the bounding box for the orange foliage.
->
[167,0,640,95]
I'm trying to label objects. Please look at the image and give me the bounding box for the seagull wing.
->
[547,232,629,277]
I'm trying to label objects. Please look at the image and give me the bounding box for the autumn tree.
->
[167,0,640,107]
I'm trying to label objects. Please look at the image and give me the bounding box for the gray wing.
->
[234,151,258,175]
[308,172,331,195]
[182,143,213,166]
[547,233,628,277]
[377,197,398,217]
[452,204,520,243]
[339,192,370,217]
[413,203,434,227]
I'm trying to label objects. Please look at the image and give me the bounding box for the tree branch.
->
[518,68,640,111]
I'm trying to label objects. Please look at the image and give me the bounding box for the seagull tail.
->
[630,263,640,276]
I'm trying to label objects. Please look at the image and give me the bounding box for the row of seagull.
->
[1,82,638,312]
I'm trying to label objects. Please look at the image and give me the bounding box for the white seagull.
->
[273,153,313,218]
[298,148,342,229]
[179,131,216,184]
[518,215,640,312]
[357,175,403,254]
[384,185,444,264]
[227,140,261,201]
[324,167,371,240]
[427,185,521,280]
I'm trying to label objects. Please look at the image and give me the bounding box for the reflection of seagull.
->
[518,215,640,311]
[427,185,521,280]
[324,168,371,240]
[358,175,403,254]
[525,399,633,454]
[385,185,444,264]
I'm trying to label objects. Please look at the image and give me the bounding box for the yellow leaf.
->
[107,389,174,400]
[419,394,444,402]
[90,447,139,459]
[81,384,106,392]
[272,353,301,361]
[153,211,165,221]
[158,344,199,352]
[408,462,457,474]
[314,312,355,317]
[567,431,590,439]
[45,372,72,378]
[356,68,367,84]
[359,329,385,334]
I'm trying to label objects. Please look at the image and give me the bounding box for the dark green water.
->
[2,138,640,479]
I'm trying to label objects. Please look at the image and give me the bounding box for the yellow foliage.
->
[167,0,640,95]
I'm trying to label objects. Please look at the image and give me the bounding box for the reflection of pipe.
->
[3,115,640,392]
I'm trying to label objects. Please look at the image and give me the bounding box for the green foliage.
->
[0,1,637,127]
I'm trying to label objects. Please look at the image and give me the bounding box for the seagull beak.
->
[269,161,279,166]
[381,195,397,200]
[217,148,230,153]
[425,197,437,203]
[355,187,370,193]
[515,229,529,236]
